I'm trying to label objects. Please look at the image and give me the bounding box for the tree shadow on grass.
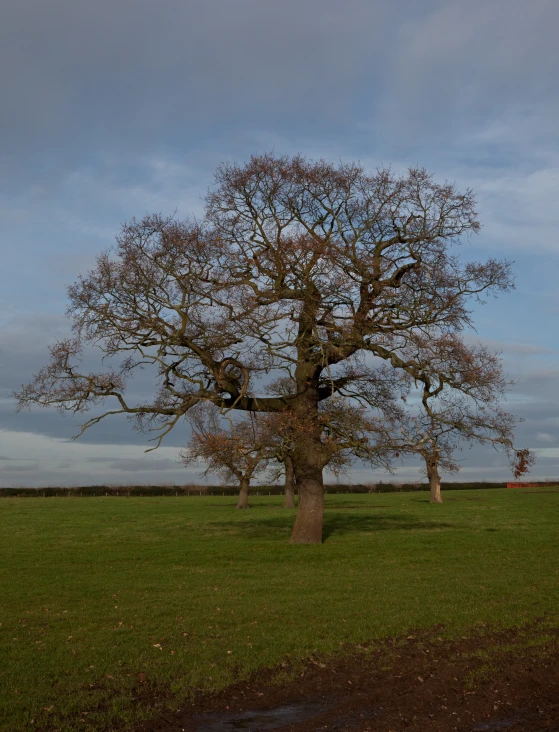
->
[207,511,457,541]
[410,497,486,504]
[322,513,456,541]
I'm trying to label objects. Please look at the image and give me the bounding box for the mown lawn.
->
[1,488,558,730]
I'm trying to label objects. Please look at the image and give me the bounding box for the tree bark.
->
[284,456,296,509]
[288,369,327,543]
[236,476,250,509]
[289,458,324,543]
[427,460,443,503]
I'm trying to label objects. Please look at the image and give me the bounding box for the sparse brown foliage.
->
[512,448,536,479]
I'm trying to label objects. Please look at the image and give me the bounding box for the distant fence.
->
[0,481,556,498]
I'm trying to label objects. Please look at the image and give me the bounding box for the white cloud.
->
[0,430,194,487]
[535,448,559,458]
[536,432,555,443]
[0,429,179,462]
[473,167,559,254]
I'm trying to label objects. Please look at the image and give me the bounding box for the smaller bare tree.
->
[394,417,462,503]
[388,393,535,504]
[181,407,269,509]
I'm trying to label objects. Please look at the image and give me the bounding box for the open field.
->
[1,489,558,730]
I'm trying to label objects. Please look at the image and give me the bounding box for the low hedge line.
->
[1,481,556,497]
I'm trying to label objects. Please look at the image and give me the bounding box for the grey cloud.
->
[1,405,191,449]
[0,455,36,461]
[471,167,559,255]
[462,335,554,356]
[0,469,200,488]
[511,371,559,407]
[4,1,559,184]
[1,462,39,473]
[107,458,182,472]
[0,313,71,391]
[518,369,559,385]
[0,312,192,447]
[1,0,394,178]
[373,0,559,154]
[0,465,200,488]
[84,457,118,464]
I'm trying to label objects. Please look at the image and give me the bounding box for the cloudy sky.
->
[1,0,558,487]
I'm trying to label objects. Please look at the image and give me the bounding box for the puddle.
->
[193,699,332,731]
[472,716,525,731]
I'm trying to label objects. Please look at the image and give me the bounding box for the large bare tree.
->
[15,153,517,543]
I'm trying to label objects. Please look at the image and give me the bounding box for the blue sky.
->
[1,0,558,486]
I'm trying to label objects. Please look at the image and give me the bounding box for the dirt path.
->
[136,623,559,731]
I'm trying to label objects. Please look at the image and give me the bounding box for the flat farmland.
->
[1,489,558,730]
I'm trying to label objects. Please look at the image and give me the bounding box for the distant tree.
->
[384,349,534,503]
[15,153,522,543]
[180,406,269,509]
[404,419,460,503]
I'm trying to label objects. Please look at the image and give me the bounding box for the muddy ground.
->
[136,622,559,732]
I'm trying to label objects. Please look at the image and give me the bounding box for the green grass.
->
[1,488,558,730]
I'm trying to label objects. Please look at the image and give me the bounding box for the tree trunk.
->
[289,459,324,544]
[284,456,296,509]
[236,476,250,509]
[288,374,327,543]
[427,460,443,504]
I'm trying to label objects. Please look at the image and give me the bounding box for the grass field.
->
[1,488,558,731]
